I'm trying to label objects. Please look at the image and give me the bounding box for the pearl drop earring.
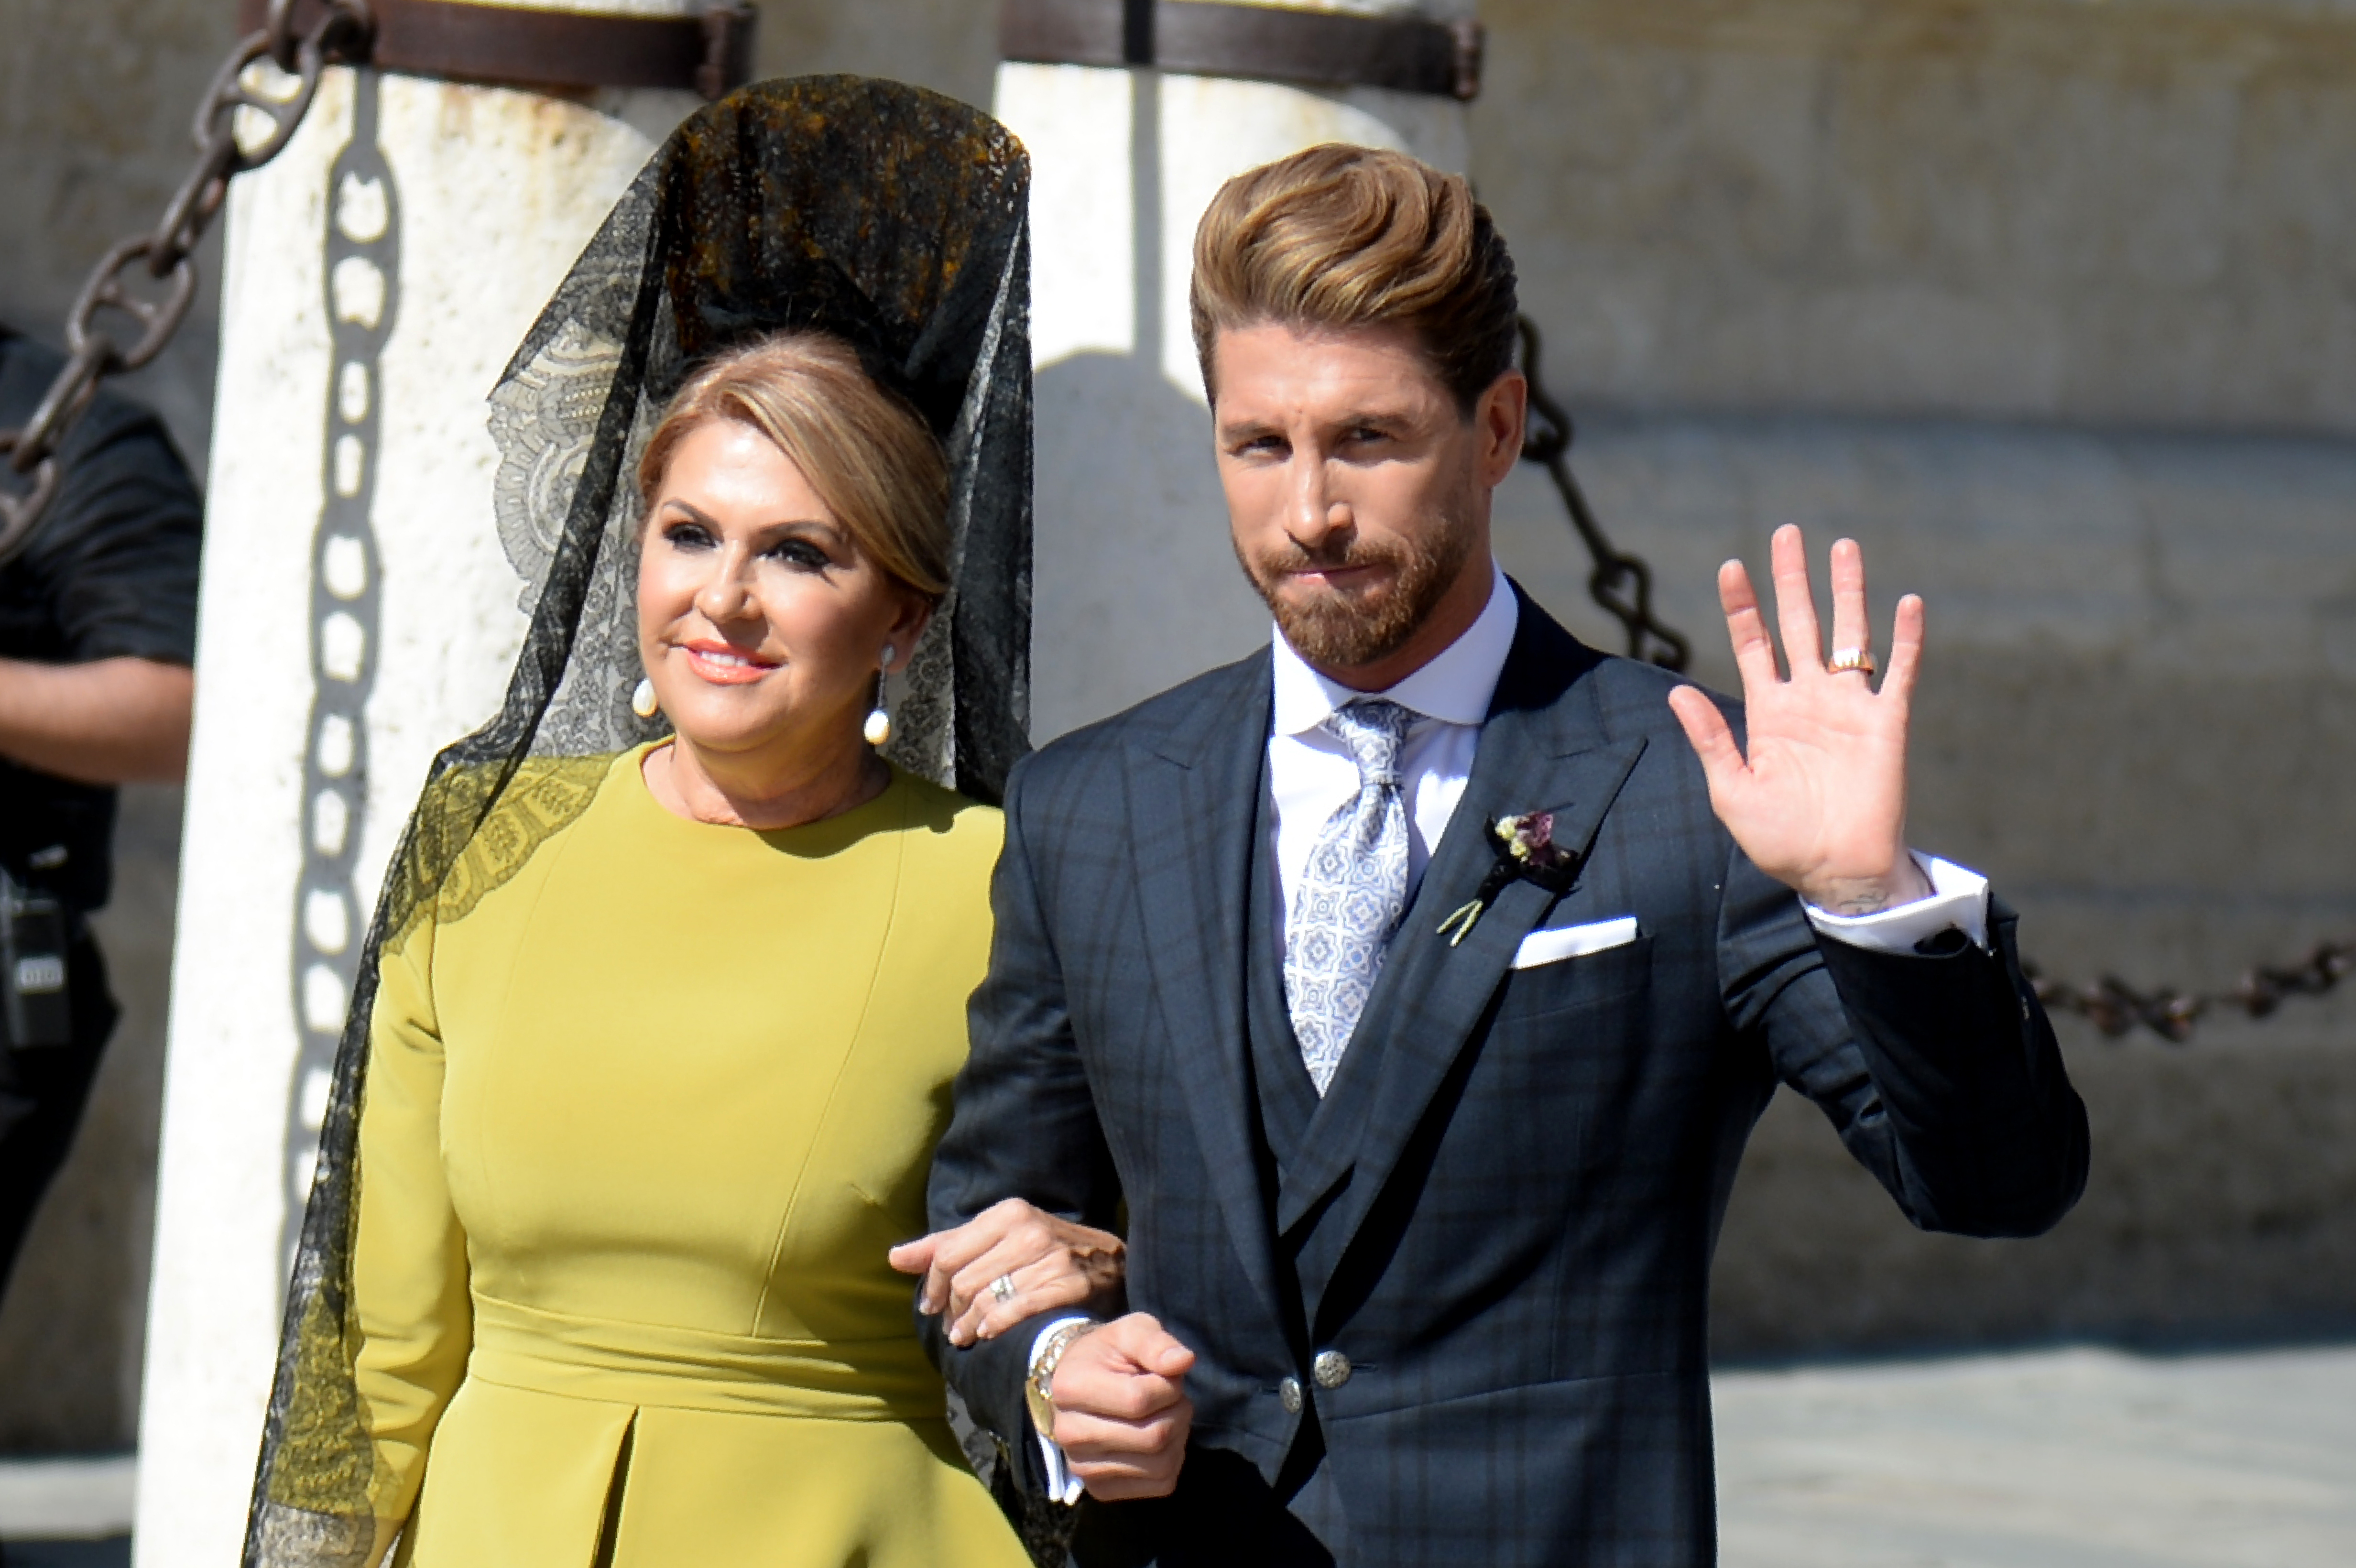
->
[863,645,895,747]
[631,676,659,720]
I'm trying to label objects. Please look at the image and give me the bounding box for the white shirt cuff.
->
[1028,1316,1091,1505]
[1803,852,1990,953]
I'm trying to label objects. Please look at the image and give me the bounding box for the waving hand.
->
[1665,525,1933,915]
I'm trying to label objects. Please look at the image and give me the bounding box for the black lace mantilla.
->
[244,76,1034,1564]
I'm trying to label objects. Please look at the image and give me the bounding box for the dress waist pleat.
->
[466,1292,945,1422]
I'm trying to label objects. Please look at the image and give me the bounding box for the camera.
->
[0,865,72,1051]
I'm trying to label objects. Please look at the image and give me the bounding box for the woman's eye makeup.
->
[656,516,834,569]
[764,536,832,569]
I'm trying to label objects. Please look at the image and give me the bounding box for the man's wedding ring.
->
[1827,647,1877,678]
[990,1273,1016,1304]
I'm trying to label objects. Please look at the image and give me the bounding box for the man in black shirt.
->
[0,326,202,1307]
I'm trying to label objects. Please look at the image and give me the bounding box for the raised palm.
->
[1666,525,1931,915]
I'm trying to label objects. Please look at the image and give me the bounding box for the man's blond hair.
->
[1189,143,1519,411]
[638,332,951,600]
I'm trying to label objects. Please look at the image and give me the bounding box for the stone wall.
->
[1477,0,2356,434]
[0,0,2351,1448]
[1466,0,2356,1359]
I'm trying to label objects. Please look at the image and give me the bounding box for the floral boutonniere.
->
[1435,811,1582,947]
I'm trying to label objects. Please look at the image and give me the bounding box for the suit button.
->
[1278,1377,1304,1414]
[1311,1350,1352,1389]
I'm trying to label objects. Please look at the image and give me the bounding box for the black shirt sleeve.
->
[0,330,206,911]
[0,332,205,667]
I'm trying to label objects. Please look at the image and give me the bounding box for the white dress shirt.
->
[1032,562,1989,1498]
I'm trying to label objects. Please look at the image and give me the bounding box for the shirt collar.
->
[1270,560,1518,737]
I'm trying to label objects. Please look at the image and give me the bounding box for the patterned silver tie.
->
[1285,698,1415,1095]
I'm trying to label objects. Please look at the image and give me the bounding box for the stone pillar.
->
[997,2,1476,740]
[133,10,701,1560]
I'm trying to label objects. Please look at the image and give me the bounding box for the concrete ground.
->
[0,1452,131,1565]
[1715,1343,2356,1568]
[2,1343,2350,1564]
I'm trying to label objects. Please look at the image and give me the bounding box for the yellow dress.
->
[350,744,1026,1567]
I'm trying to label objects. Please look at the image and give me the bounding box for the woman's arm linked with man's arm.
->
[898,753,1195,1503]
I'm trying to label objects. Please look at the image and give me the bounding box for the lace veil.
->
[244,76,1033,1564]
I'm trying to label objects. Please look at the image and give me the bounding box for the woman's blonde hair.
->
[636,333,951,600]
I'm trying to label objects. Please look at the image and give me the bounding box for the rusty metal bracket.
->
[1002,0,1483,101]
[236,0,759,98]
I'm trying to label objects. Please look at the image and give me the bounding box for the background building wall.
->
[1480,0,2356,436]
[1466,0,2356,1356]
[0,0,2350,1448]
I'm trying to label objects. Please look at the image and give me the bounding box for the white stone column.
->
[998,2,1475,740]
[134,9,701,1559]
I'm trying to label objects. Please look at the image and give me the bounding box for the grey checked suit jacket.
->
[925,587,2088,1568]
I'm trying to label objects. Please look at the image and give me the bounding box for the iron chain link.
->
[0,0,376,565]
[2025,941,2356,1043]
[1516,315,1691,673]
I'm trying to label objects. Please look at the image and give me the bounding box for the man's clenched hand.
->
[1047,1312,1196,1501]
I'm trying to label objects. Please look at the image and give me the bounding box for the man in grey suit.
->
[909,144,2087,1566]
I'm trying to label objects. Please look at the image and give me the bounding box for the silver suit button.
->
[1278,1376,1304,1414]
[1311,1350,1352,1389]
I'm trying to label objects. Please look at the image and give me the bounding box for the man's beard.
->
[1237,508,1479,673]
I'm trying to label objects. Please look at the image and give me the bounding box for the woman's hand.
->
[889,1198,1125,1347]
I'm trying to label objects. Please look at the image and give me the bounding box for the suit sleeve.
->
[350,910,473,1534]
[920,753,1122,1492]
[1719,839,2089,1238]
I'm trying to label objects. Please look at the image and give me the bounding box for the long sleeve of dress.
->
[351,908,473,1537]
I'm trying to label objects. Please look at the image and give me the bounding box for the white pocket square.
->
[1511,916,1640,970]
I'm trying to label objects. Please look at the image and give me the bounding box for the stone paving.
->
[0,1455,130,1543]
[1715,1343,2356,1568]
[3,1345,2352,1564]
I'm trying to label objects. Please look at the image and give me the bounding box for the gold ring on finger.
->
[1827,647,1877,678]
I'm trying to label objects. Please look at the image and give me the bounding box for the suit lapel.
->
[1125,651,1287,1316]
[1277,595,1646,1279]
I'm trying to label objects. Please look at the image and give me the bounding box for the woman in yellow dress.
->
[243,79,1105,1567]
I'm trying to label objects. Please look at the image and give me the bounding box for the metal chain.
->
[2024,941,2356,1043]
[1515,315,1691,672]
[0,0,376,565]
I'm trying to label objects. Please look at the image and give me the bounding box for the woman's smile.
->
[679,639,779,685]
